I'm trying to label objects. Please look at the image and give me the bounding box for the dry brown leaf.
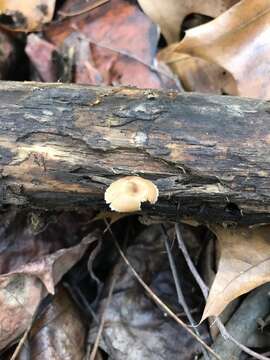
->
[0,0,56,32]
[58,0,109,18]
[158,44,236,94]
[201,225,270,321]
[89,225,208,359]
[8,232,97,294]
[43,0,180,89]
[0,235,95,350]
[0,29,15,79]
[0,210,97,350]
[176,0,270,99]
[26,34,57,82]
[18,287,86,360]
[138,0,239,44]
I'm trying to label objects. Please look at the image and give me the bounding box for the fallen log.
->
[0,81,270,224]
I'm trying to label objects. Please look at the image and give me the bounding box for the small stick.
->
[64,283,117,359]
[175,224,209,298]
[161,225,210,360]
[10,326,31,360]
[89,268,117,360]
[10,303,42,360]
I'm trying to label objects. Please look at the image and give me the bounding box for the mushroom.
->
[104,176,159,212]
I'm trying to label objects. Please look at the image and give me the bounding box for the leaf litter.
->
[0,0,270,359]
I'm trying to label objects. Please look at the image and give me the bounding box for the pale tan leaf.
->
[176,0,270,99]
[0,0,56,32]
[202,225,270,321]
[158,44,236,94]
[138,0,238,43]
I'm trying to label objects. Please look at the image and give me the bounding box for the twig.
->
[87,221,131,360]
[107,225,222,360]
[175,224,209,299]
[175,223,270,360]
[10,326,30,360]
[87,237,104,308]
[64,282,117,360]
[213,286,270,360]
[10,303,41,360]
[89,267,118,360]
[161,225,210,360]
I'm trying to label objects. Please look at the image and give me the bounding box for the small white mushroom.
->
[104,176,159,212]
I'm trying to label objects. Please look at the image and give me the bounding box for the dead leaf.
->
[138,0,239,44]
[0,210,93,275]
[0,209,97,350]
[58,0,109,18]
[89,225,209,359]
[18,287,86,360]
[0,234,95,351]
[7,231,97,294]
[176,0,270,99]
[26,34,57,82]
[0,0,56,32]
[0,275,44,351]
[202,225,270,321]
[44,0,179,89]
[0,29,15,79]
[158,44,236,94]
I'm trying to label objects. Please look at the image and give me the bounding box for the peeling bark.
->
[0,81,270,224]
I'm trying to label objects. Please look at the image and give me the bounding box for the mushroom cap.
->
[104,176,159,212]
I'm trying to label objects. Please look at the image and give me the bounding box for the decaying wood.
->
[0,81,270,224]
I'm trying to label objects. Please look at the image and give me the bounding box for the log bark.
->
[0,81,270,224]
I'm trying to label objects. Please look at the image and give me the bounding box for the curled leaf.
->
[138,0,238,43]
[176,0,270,99]
[202,225,270,321]
[158,44,236,94]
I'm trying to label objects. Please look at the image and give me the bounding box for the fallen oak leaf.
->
[201,225,270,321]
[0,0,56,32]
[176,0,270,99]
[138,0,239,44]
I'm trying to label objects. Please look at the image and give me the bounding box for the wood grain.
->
[0,81,270,224]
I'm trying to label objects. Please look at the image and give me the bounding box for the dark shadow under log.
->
[0,81,270,224]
